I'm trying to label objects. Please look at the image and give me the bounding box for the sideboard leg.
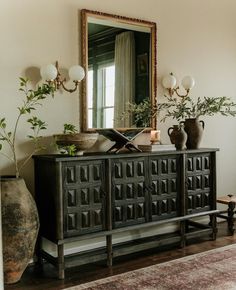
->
[228,202,235,235]
[35,236,43,265]
[58,244,65,279]
[185,220,189,233]
[106,235,113,267]
[180,221,186,248]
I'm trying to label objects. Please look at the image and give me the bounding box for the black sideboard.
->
[33,148,219,279]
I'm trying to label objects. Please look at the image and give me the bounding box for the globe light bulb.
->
[40,64,57,81]
[181,76,195,90]
[162,74,177,89]
[69,65,85,81]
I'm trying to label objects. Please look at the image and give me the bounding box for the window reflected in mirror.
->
[88,63,115,128]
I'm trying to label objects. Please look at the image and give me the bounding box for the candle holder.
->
[150,130,161,144]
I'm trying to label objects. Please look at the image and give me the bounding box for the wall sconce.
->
[40,61,85,93]
[162,73,195,99]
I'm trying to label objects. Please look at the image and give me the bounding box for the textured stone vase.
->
[1,177,39,284]
[183,118,205,149]
[168,125,187,150]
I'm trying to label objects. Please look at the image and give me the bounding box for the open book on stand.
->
[96,128,145,153]
[138,143,176,152]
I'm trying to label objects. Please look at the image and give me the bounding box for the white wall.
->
[0,186,3,289]
[1,0,236,272]
[1,0,236,193]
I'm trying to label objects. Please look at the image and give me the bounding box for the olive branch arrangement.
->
[158,95,236,122]
[0,78,54,178]
[121,95,236,127]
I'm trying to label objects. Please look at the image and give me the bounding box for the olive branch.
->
[0,78,54,178]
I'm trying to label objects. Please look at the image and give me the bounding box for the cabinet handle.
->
[149,185,154,193]
[144,185,154,193]
[100,189,106,198]
[185,179,190,189]
[144,185,149,192]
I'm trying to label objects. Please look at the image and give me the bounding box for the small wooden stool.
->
[217,194,236,235]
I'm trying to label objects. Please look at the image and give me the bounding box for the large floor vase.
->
[1,176,39,284]
[183,118,205,149]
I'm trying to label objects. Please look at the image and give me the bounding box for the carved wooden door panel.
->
[111,157,148,228]
[149,155,179,221]
[186,153,212,214]
[62,160,105,237]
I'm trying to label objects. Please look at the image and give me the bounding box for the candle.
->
[150,130,161,144]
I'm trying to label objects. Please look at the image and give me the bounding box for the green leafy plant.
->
[58,144,77,156]
[121,95,236,127]
[63,123,78,134]
[56,123,78,156]
[0,77,54,178]
[121,98,157,127]
[158,95,236,122]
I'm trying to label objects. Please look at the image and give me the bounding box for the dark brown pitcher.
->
[182,118,205,149]
[168,124,187,150]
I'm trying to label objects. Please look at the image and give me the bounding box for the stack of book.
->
[138,143,176,152]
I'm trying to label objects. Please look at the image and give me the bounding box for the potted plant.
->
[0,78,54,284]
[158,95,236,149]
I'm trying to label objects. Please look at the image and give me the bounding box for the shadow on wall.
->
[24,67,41,86]
[0,164,15,178]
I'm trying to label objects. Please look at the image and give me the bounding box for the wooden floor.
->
[5,222,236,290]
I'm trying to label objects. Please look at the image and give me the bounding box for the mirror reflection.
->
[81,10,157,130]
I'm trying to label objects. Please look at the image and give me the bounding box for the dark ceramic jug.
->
[168,124,187,150]
[182,118,205,149]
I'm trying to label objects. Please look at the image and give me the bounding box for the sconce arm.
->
[174,87,190,99]
[41,61,84,94]
[61,80,79,93]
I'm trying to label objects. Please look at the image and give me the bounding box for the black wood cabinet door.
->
[111,157,148,228]
[149,155,180,221]
[111,154,180,227]
[186,153,212,214]
[62,160,106,237]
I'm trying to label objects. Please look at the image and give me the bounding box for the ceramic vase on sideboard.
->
[182,118,205,149]
[168,124,187,150]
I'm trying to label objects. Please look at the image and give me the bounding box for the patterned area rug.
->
[65,244,236,290]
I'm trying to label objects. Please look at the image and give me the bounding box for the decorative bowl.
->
[54,132,98,153]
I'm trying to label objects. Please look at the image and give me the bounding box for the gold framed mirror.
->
[81,9,157,131]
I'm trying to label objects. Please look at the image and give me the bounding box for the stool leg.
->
[228,202,235,235]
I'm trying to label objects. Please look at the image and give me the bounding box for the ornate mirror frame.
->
[81,9,157,131]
